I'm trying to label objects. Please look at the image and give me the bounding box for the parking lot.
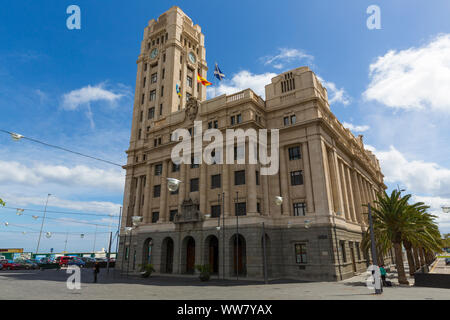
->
[0,268,449,300]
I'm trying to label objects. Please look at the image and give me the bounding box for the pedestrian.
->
[379,264,387,286]
[93,262,100,283]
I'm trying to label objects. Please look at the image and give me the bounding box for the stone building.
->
[116,6,387,281]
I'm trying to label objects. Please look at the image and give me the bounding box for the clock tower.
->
[129,6,207,144]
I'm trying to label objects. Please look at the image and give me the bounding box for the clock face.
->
[150,48,158,59]
[188,52,196,64]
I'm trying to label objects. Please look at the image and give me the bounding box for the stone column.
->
[133,176,142,217]
[159,159,169,222]
[279,146,290,215]
[222,164,230,216]
[261,173,269,216]
[345,166,357,223]
[142,164,153,223]
[199,160,207,214]
[332,151,345,216]
[339,161,350,221]
[178,163,186,212]
[301,142,315,213]
[350,169,363,224]
[122,173,134,228]
[247,164,257,216]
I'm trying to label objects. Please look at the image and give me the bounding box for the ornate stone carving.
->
[174,198,202,223]
[185,97,199,121]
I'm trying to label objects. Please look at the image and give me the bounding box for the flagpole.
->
[214,61,217,98]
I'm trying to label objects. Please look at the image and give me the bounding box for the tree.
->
[0,198,4,206]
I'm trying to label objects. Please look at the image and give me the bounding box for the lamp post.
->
[36,194,51,255]
[368,203,382,294]
[220,192,225,280]
[235,191,240,280]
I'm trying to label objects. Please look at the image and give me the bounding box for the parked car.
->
[0,259,21,270]
[67,258,85,268]
[0,263,3,270]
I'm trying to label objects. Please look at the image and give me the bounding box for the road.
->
[0,268,449,300]
[430,257,450,274]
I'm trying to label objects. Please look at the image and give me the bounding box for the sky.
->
[1,0,450,253]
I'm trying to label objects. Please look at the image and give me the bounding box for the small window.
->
[290,170,304,186]
[191,155,200,168]
[236,114,242,124]
[234,170,245,185]
[140,111,143,122]
[211,174,221,189]
[151,73,157,83]
[163,53,166,63]
[141,94,145,105]
[295,243,307,264]
[143,77,146,88]
[187,76,193,88]
[169,210,177,222]
[149,90,156,101]
[154,164,162,176]
[257,202,261,213]
[148,107,155,119]
[356,242,361,260]
[159,104,163,115]
[283,116,289,126]
[162,68,165,79]
[290,114,296,124]
[293,202,306,216]
[288,146,301,160]
[152,212,159,223]
[235,202,246,216]
[190,178,199,192]
[138,129,142,140]
[172,162,180,172]
[144,63,147,72]
[213,120,218,128]
[153,185,161,198]
[230,116,235,125]
[208,121,212,129]
[211,205,221,218]
[255,170,260,185]
[340,241,347,263]
[161,86,164,97]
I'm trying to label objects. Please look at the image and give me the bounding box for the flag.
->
[176,84,182,97]
[214,63,225,81]
[197,73,212,86]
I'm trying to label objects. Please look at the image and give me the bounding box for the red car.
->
[0,259,21,270]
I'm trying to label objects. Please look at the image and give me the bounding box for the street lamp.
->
[45,232,52,238]
[16,209,24,216]
[11,132,24,141]
[275,196,283,206]
[36,193,51,255]
[442,207,450,213]
[167,178,182,192]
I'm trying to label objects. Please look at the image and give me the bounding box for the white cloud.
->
[374,146,450,198]
[317,76,351,106]
[411,195,450,232]
[364,34,450,112]
[262,48,314,70]
[61,83,125,111]
[342,122,370,133]
[0,160,124,192]
[208,70,277,99]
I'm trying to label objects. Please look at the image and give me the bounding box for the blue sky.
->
[1,0,450,252]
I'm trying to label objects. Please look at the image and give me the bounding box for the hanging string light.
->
[4,222,9,226]
[32,215,39,220]
[45,232,52,238]
[16,208,24,216]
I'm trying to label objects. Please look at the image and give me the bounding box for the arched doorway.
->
[230,234,246,276]
[182,236,196,274]
[161,237,174,273]
[261,234,272,277]
[204,235,219,274]
[142,238,153,266]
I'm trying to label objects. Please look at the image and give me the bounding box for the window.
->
[154,164,162,176]
[257,202,261,213]
[153,185,161,198]
[169,209,177,222]
[172,162,180,172]
[211,205,221,218]
[163,53,166,63]
[149,90,156,101]
[144,63,147,72]
[190,178,199,192]
[235,202,246,216]
[213,120,218,128]
[153,138,158,147]
[161,86,164,97]
[295,243,307,264]
[230,116,235,125]
[281,72,296,93]
[340,241,347,263]
[159,104,163,115]
[186,92,191,101]
[158,137,161,145]
[190,155,199,168]
[170,187,179,195]
[187,75,193,88]
[162,68,165,79]
[151,73,157,83]
[288,146,301,160]
[211,174,221,189]
[355,242,361,260]
[143,77,146,88]
[125,246,129,260]
[256,170,260,185]
[138,129,142,140]
[139,111,143,122]
[290,114,296,124]
[290,170,304,186]
[293,202,306,216]
[208,121,212,129]
[234,170,246,185]
[152,212,159,223]
[148,107,155,119]
[283,116,289,126]
[236,114,242,124]
[141,94,145,105]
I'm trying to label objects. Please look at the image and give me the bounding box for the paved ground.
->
[0,268,448,300]
[430,257,450,274]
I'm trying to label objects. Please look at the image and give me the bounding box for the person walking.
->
[93,262,100,283]
[379,264,388,286]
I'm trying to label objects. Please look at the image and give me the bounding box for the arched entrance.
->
[230,234,246,276]
[161,237,174,273]
[182,236,196,274]
[204,235,219,274]
[142,238,153,266]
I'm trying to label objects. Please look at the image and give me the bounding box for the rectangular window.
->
[151,73,157,83]
[290,114,296,124]
[213,120,218,128]
[256,170,260,185]
[208,121,212,129]
[187,75,193,88]
[230,116,235,125]
[190,155,200,168]
[172,162,180,172]
[235,202,246,216]
[144,63,147,72]
[293,202,306,216]
[154,139,157,147]
[234,170,246,185]
[152,212,159,223]
[211,174,221,189]
[153,185,161,198]
[163,54,166,63]
[211,205,221,218]
[143,77,146,88]
[186,92,191,102]
[257,202,261,213]
[161,86,164,97]
[190,178,199,192]
[290,170,304,186]
[159,104,163,115]
[141,94,145,105]
[138,129,142,140]
[355,242,361,260]
[340,241,347,263]
[169,209,177,222]
[283,116,289,126]
[236,114,242,124]
[154,163,162,176]
[162,68,165,79]
[140,110,143,122]
[148,107,155,119]
[149,90,156,101]
[295,243,307,264]
[288,146,301,160]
